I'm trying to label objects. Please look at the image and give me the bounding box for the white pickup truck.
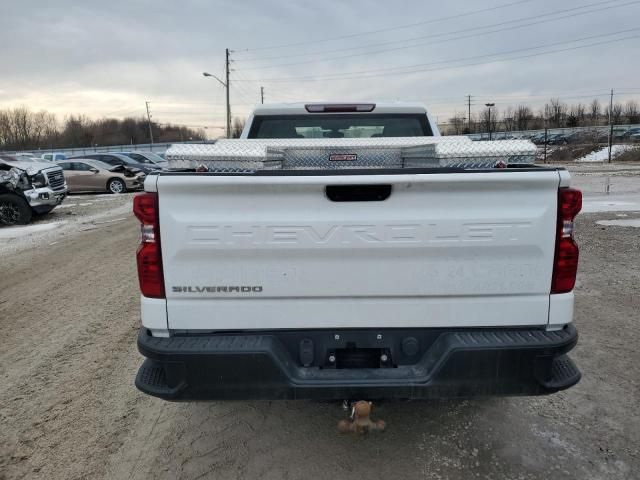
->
[134,103,582,401]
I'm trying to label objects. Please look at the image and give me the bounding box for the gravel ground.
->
[1,174,639,480]
[0,193,134,256]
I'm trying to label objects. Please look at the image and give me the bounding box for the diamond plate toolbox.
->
[165,137,536,171]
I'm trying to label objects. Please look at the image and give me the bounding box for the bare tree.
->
[502,106,515,131]
[448,112,466,134]
[590,99,601,125]
[479,106,499,134]
[0,110,12,148]
[514,105,533,130]
[0,106,205,150]
[566,104,585,128]
[232,117,245,138]
[606,103,624,125]
[575,103,586,126]
[544,98,567,128]
[624,100,639,124]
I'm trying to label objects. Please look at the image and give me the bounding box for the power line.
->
[238,0,636,68]
[426,89,640,119]
[235,0,534,52]
[238,27,640,81]
[152,102,255,107]
[157,123,227,130]
[234,28,640,83]
[232,69,262,105]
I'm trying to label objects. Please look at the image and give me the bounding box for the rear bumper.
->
[135,324,580,401]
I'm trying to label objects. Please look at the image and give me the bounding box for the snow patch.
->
[582,195,640,213]
[0,222,66,239]
[576,145,636,163]
[596,218,640,227]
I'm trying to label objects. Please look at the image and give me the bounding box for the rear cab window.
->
[248,114,432,139]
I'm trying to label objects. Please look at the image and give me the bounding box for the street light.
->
[485,103,495,140]
[203,72,230,138]
[203,72,226,87]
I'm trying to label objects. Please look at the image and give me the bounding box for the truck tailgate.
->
[156,170,561,330]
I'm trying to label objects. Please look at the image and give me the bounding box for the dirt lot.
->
[1,173,639,480]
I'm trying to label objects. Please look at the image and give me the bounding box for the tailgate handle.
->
[325,184,392,202]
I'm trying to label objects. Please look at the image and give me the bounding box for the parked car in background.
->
[547,133,569,145]
[612,129,629,140]
[529,132,546,144]
[57,159,145,194]
[41,152,67,162]
[120,151,168,169]
[621,127,640,140]
[68,153,160,175]
[0,154,67,224]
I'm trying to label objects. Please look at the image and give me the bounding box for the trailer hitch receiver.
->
[338,401,386,434]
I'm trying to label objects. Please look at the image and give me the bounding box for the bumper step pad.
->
[135,359,182,397]
[537,354,581,390]
[135,325,580,401]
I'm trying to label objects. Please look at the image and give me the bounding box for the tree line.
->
[0,106,207,151]
[445,98,640,134]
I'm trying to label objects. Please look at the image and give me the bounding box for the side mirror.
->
[90,168,99,173]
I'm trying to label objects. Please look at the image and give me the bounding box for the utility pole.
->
[225,48,231,139]
[145,101,154,146]
[485,103,495,140]
[261,86,264,104]
[466,95,472,134]
[608,88,614,163]
[203,50,231,138]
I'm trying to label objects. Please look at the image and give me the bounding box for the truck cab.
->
[241,102,440,139]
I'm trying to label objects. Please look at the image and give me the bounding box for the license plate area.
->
[325,345,394,369]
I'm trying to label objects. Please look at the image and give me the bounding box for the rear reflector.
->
[551,188,582,294]
[133,193,165,298]
[305,103,376,113]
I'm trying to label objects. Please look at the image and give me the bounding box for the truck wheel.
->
[0,194,32,225]
[107,178,126,194]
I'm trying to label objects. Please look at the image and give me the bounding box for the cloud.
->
[1,0,638,130]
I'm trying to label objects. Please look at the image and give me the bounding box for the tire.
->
[0,194,32,226]
[107,178,126,194]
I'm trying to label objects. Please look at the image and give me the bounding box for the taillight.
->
[551,188,582,294]
[133,192,165,298]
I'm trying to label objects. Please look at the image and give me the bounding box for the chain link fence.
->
[3,140,216,158]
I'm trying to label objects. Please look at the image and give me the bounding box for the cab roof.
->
[250,102,429,116]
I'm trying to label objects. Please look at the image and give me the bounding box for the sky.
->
[1,0,639,137]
